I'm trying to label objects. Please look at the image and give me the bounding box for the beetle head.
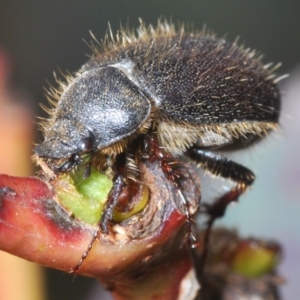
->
[34,119,95,172]
[35,66,152,173]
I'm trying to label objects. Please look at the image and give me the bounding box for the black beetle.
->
[34,20,281,268]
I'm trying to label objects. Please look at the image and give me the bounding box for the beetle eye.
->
[79,135,94,152]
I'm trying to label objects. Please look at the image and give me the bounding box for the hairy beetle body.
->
[82,34,280,155]
[34,20,282,269]
[36,23,280,165]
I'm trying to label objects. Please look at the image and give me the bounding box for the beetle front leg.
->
[100,175,126,233]
[72,175,125,273]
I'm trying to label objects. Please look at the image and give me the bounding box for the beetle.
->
[34,20,281,269]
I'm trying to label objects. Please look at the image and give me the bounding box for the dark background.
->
[0,1,299,299]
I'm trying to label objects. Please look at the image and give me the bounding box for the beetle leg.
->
[185,147,255,225]
[57,154,82,173]
[98,150,142,234]
[198,186,246,276]
[186,147,254,218]
[186,148,255,186]
[186,147,255,274]
[100,175,126,233]
[72,175,125,273]
[145,135,199,247]
[160,157,199,248]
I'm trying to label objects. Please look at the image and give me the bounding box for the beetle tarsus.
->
[72,225,101,273]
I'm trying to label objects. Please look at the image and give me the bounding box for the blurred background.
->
[0,1,299,299]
